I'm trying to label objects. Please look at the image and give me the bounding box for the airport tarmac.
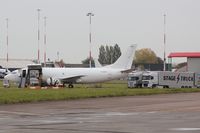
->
[1,93,200,133]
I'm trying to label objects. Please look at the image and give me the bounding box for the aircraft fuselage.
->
[42,67,127,83]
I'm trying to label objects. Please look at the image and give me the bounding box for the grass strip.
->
[0,85,200,104]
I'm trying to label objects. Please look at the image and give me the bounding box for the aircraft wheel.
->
[152,84,157,88]
[68,84,74,88]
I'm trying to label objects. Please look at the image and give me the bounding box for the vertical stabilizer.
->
[94,58,102,67]
[106,45,137,69]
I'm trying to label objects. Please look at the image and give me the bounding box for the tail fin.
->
[94,58,102,68]
[105,45,137,69]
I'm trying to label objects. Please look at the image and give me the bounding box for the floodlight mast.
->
[37,9,41,64]
[87,12,94,68]
[6,18,8,63]
[163,14,166,71]
[44,16,47,67]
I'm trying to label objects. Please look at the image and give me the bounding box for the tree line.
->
[82,44,121,65]
[82,45,164,66]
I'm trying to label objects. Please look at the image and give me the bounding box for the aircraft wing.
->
[59,75,85,83]
[121,68,135,73]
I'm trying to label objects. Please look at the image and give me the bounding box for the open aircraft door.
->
[18,64,42,88]
[27,64,42,87]
[19,69,27,88]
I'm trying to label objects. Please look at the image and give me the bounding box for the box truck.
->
[142,71,200,88]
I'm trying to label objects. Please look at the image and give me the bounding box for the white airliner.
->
[4,45,136,88]
[0,68,10,78]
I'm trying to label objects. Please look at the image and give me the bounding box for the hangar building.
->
[168,52,200,73]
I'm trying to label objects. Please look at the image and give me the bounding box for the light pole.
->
[163,14,166,71]
[6,18,8,63]
[87,12,94,68]
[37,9,41,64]
[44,16,47,67]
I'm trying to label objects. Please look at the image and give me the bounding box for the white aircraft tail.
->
[105,45,137,69]
[94,58,102,68]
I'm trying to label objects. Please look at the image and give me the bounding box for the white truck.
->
[142,71,159,88]
[128,71,143,88]
[142,71,200,88]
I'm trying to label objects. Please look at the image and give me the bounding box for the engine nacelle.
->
[46,77,61,86]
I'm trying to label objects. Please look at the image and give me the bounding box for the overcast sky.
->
[0,0,200,63]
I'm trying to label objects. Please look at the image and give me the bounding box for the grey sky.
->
[0,0,200,63]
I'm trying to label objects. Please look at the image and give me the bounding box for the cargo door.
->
[19,69,27,88]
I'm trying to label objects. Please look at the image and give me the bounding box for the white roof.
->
[0,58,35,68]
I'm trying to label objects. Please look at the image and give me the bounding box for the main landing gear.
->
[68,84,74,88]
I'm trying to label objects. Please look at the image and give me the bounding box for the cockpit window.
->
[142,75,154,80]
[128,77,139,81]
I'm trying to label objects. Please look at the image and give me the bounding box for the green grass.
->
[0,80,200,104]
